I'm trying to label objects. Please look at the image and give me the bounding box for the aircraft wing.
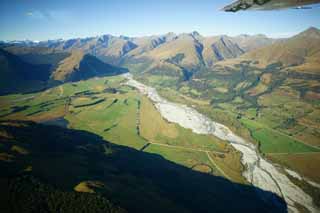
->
[222,0,320,12]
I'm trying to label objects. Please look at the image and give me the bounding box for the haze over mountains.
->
[2,30,278,67]
[0,30,278,89]
[221,27,320,71]
[0,27,319,94]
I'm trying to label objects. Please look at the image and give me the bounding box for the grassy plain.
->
[267,153,320,183]
[137,67,320,187]
[208,151,246,184]
[1,73,319,188]
[240,118,319,154]
[140,96,227,152]
[144,144,223,176]
[0,75,240,182]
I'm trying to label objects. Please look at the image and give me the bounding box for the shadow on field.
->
[0,120,288,213]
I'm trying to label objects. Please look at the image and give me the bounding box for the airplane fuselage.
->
[223,0,320,12]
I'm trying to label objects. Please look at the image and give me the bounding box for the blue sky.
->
[1,0,320,41]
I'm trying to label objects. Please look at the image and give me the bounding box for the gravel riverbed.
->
[124,73,318,213]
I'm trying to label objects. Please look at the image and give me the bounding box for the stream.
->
[124,73,318,213]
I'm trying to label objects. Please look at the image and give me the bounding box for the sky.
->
[0,0,320,41]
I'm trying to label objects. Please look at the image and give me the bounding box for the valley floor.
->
[0,74,319,212]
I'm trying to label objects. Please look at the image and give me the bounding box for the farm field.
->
[240,118,320,154]
[267,153,320,183]
[144,144,223,177]
[0,75,240,183]
[1,74,319,212]
[146,80,320,187]
[139,96,227,152]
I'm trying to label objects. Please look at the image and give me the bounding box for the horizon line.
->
[1,26,318,42]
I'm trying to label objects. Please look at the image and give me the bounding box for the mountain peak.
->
[165,32,176,36]
[190,31,200,37]
[119,35,130,40]
[236,34,267,39]
[297,27,320,39]
[305,26,319,32]
[187,31,202,40]
[255,34,267,38]
[237,34,249,38]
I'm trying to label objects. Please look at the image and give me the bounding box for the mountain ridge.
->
[2,31,279,67]
[2,27,319,93]
[217,27,320,73]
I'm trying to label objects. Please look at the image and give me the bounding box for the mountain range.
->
[0,27,319,94]
[2,31,277,63]
[0,30,279,90]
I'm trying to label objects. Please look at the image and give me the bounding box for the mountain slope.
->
[50,50,127,82]
[235,27,320,73]
[93,36,138,65]
[0,48,127,93]
[125,33,177,57]
[202,36,244,67]
[0,49,51,94]
[133,33,244,69]
[135,33,204,69]
[2,45,70,67]
[20,32,275,73]
[38,35,138,65]
[230,34,277,52]
[122,32,245,82]
[1,32,283,88]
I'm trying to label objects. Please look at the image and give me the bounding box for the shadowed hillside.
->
[0,120,287,213]
[50,51,128,82]
[2,45,71,66]
[0,49,51,95]
[0,48,127,95]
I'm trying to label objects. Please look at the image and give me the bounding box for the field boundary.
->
[267,152,320,156]
[149,141,226,154]
[242,117,320,152]
[257,127,320,151]
[145,142,231,179]
[206,151,231,180]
